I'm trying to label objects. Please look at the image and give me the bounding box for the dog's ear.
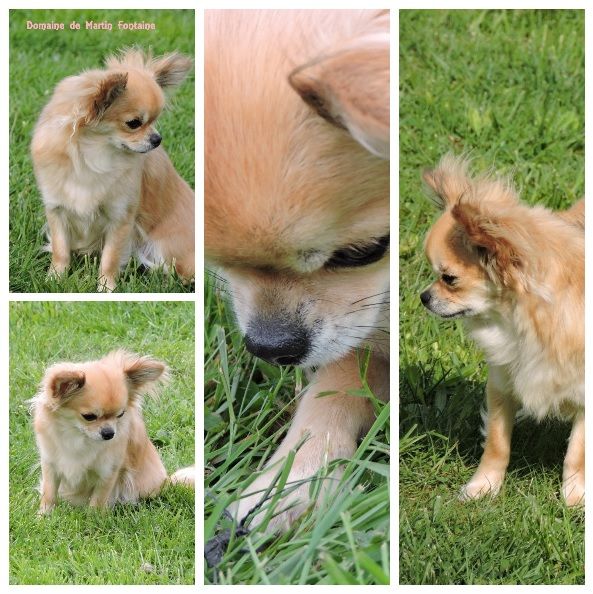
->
[452,201,529,291]
[44,366,86,401]
[289,13,389,159]
[118,351,169,399]
[151,53,193,89]
[85,72,128,125]
[422,155,472,210]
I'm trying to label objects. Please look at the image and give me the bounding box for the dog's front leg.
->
[89,469,121,509]
[233,352,386,533]
[39,460,61,515]
[98,212,135,292]
[45,207,71,278]
[461,366,519,501]
[562,411,584,507]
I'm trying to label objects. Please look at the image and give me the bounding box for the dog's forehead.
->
[117,69,165,115]
[424,211,458,263]
[83,363,128,405]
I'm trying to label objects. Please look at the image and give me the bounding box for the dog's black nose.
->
[149,133,162,148]
[244,318,310,366]
[100,427,115,440]
[420,291,431,306]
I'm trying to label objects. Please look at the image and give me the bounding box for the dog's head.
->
[420,155,583,320]
[35,350,168,442]
[205,10,389,368]
[50,49,192,154]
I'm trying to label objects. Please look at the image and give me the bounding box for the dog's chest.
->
[49,428,119,486]
[468,319,583,418]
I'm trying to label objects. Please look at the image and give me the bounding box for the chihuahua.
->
[205,10,390,532]
[31,350,190,513]
[31,49,195,291]
[421,155,584,506]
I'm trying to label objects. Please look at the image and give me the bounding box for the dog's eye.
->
[326,235,390,269]
[81,413,97,421]
[126,119,142,129]
[117,411,125,418]
[442,274,457,286]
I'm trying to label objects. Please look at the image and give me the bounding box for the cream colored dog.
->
[205,9,390,532]
[421,156,584,506]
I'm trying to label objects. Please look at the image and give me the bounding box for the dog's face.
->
[418,155,586,322]
[205,11,390,368]
[50,50,192,155]
[93,69,166,154]
[421,209,498,319]
[38,350,167,442]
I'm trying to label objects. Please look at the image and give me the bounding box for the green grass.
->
[399,9,584,585]
[204,279,390,585]
[9,301,195,584]
[9,9,195,293]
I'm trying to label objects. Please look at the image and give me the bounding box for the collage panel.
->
[204,9,390,585]
[9,8,195,293]
[9,301,195,584]
[399,9,584,585]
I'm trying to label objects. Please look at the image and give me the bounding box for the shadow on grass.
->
[400,363,571,474]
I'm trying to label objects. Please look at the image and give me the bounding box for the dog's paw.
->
[97,276,116,292]
[562,472,585,507]
[232,442,348,533]
[47,262,68,280]
[459,470,504,502]
[37,500,55,516]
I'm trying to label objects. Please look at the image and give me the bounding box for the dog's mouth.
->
[438,309,471,319]
[420,293,472,319]
[120,143,156,154]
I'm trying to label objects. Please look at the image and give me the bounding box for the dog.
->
[31,350,191,513]
[31,49,195,292]
[205,9,390,532]
[420,155,584,506]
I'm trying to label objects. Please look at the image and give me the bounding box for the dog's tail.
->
[170,465,195,487]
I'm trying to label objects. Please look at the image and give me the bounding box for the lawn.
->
[9,9,195,293]
[203,278,390,585]
[9,301,195,585]
[399,9,584,585]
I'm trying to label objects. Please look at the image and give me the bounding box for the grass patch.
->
[204,279,390,584]
[9,9,195,293]
[9,301,195,584]
[399,9,584,585]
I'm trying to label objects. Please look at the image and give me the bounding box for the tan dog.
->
[205,10,390,532]
[31,50,195,291]
[421,156,584,506]
[31,350,191,513]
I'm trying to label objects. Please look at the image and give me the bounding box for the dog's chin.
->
[423,302,473,319]
[119,142,155,154]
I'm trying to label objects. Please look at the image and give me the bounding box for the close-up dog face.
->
[205,10,389,369]
[38,351,167,442]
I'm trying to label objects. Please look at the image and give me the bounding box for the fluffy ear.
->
[119,352,169,397]
[85,71,128,125]
[44,366,86,400]
[422,154,472,210]
[151,53,193,89]
[451,201,529,290]
[289,14,389,159]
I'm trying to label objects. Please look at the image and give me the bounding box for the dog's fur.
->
[421,155,584,506]
[31,350,189,513]
[205,10,389,532]
[31,50,195,291]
